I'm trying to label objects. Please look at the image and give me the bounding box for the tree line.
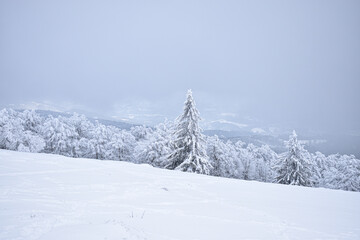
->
[0,90,359,191]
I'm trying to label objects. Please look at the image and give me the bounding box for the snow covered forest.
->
[1,91,359,192]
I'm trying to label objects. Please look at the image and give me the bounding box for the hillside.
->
[0,150,359,240]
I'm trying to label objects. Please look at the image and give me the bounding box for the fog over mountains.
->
[5,104,359,158]
[1,1,359,140]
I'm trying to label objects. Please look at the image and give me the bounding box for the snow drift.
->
[0,149,359,240]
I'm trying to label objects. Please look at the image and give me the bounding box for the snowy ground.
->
[0,150,359,240]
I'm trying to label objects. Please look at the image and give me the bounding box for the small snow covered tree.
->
[21,110,43,133]
[311,151,328,187]
[234,141,254,180]
[67,113,94,139]
[64,113,94,157]
[109,129,136,162]
[130,125,153,141]
[89,121,112,160]
[0,109,25,151]
[248,144,277,182]
[19,110,45,152]
[275,130,313,186]
[338,156,360,192]
[0,109,45,153]
[18,131,45,153]
[207,135,234,177]
[136,121,173,167]
[165,90,212,174]
[76,137,93,158]
[323,154,360,192]
[42,116,78,156]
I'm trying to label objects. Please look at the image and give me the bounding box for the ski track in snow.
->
[0,149,359,240]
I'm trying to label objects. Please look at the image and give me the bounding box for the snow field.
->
[0,149,359,240]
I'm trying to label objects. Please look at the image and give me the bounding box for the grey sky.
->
[1,0,359,134]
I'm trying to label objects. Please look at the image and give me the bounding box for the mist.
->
[1,0,359,135]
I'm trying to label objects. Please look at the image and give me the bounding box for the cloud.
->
[4,101,88,113]
[299,139,328,145]
[220,112,237,117]
[251,128,266,134]
[210,120,248,128]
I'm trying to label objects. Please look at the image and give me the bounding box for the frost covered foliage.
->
[321,154,360,192]
[0,93,360,191]
[207,136,235,178]
[135,122,173,167]
[0,109,45,152]
[165,90,212,174]
[0,109,136,161]
[42,116,79,156]
[275,131,314,186]
[247,144,277,182]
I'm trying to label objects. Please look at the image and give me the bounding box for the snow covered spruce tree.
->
[275,130,313,186]
[165,90,212,174]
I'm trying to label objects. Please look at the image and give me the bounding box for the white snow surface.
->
[0,150,359,240]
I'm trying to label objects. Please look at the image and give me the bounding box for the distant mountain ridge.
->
[20,109,138,130]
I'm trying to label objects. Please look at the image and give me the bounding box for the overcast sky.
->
[1,0,359,134]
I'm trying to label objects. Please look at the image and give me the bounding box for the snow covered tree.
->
[275,130,313,186]
[234,141,254,180]
[207,135,235,177]
[63,113,94,157]
[165,90,212,174]
[337,156,360,192]
[247,144,277,182]
[0,109,25,151]
[67,113,94,139]
[136,121,173,167]
[76,137,93,158]
[311,151,328,187]
[21,110,43,133]
[89,121,112,160]
[130,125,153,141]
[323,154,360,191]
[2,107,358,192]
[18,131,45,153]
[109,129,136,162]
[0,109,45,153]
[42,116,78,156]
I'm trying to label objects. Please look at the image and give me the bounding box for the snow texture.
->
[0,149,359,240]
